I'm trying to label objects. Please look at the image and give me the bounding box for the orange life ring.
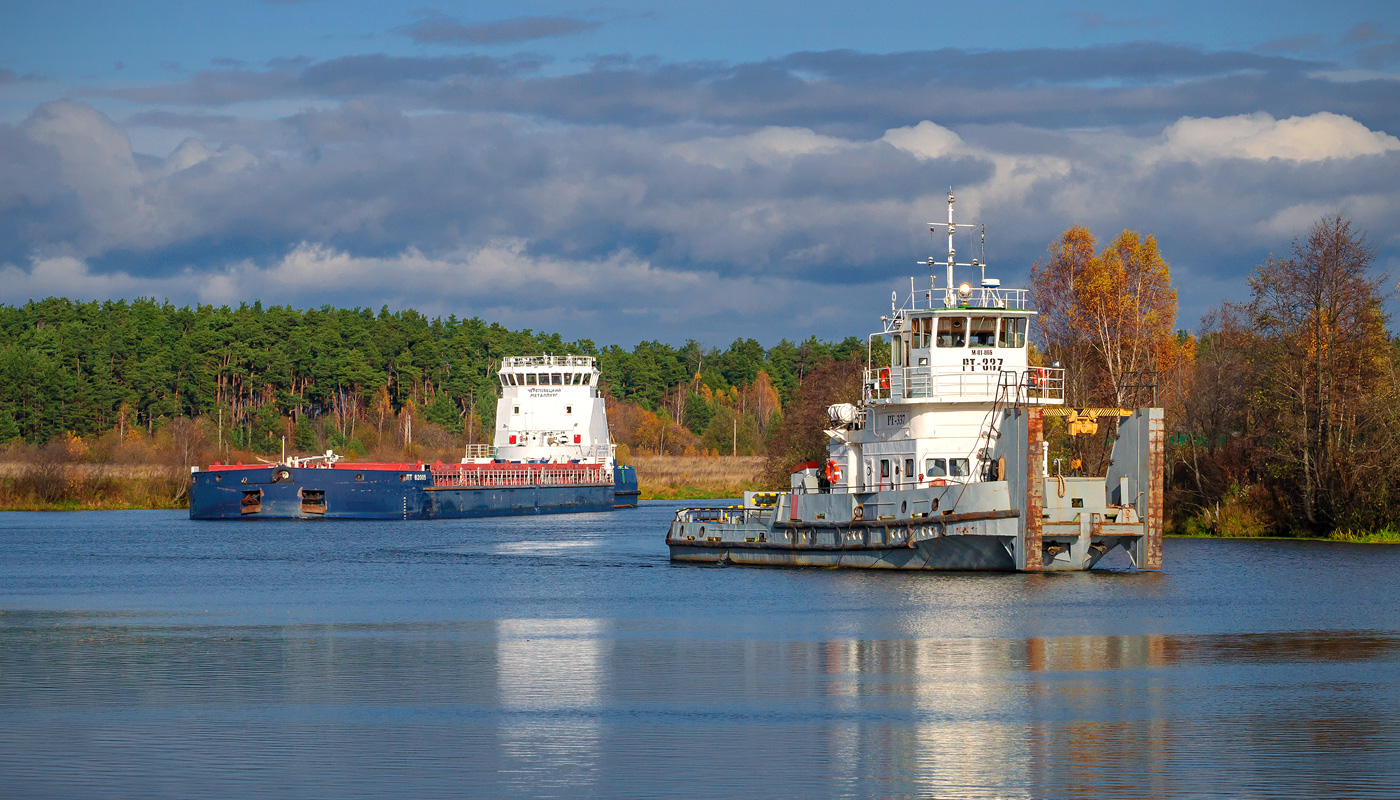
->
[879,368,891,390]
[1030,367,1046,389]
[825,460,841,483]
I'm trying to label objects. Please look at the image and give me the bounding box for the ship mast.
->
[946,189,957,295]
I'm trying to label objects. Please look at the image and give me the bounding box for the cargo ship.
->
[666,192,1163,571]
[190,355,640,519]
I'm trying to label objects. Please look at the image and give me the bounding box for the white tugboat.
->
[666,193,1163,571]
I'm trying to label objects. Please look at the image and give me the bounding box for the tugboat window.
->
[905,458,915,480]
[950,458,970,477]
[925,458,947,477]
[937,317,966,347]
[880,459,891,478]
[999,317,1027,348]
[892,335,903,366]
[970,317,997,347]
[912,317,933,349]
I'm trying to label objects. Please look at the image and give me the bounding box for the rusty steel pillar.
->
[1022,407,1044,571]
[1144,408,1164,570]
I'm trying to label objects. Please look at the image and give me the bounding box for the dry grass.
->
[0,463,189,510]
[630,455,770,500]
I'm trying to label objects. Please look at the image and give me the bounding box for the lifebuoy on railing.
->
[879,368,891,390]
[825,460,841,483]
[1029,368,1046,390]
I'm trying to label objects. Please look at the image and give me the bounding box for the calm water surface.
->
[2,504,1398,799]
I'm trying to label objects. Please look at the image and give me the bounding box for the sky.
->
[2,0,1398,347]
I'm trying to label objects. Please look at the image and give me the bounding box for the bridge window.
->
[911,317,932,349]
[925,458,946,477]
[999,317,1027,348]
[937,317,966,347]
[583,374,592,385]
[970,317,997,347]
[525,373,537,385]
[950,458,970,477]
[551,373,562,385]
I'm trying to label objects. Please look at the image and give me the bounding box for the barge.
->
[667,193,1163,571]
[190,355,639,519]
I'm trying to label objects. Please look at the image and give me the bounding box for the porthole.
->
[214,475,222,484]
[901,500,907,514]
[355,473,364,482]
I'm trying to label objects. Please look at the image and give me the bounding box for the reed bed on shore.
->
[0,462,189,510]
[630,455,768,500]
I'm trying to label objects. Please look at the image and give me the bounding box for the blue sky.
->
[2,0,1398,346]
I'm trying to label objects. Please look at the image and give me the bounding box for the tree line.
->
[0,298,868,462]
[1032,215,1397,538]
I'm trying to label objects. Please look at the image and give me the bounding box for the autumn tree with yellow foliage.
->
[1031,226,1186,409]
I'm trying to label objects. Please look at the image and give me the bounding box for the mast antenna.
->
[946,189,956,297]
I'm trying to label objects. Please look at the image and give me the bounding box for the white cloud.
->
[881,121,963,160]
[670,126,855,169]
[5,100,1400,342]
[1158,112,1400,163]
[0,241,874,344]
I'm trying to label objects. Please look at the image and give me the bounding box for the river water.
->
[1,504,1397,799]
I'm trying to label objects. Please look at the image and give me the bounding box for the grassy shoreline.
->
[5,454,1400,545]
[1166,531,1400,544]
[633,455,767,502]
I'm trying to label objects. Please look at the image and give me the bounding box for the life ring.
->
[1029,368,1046,390]
[825,460,841,483]
[879,368,891,390]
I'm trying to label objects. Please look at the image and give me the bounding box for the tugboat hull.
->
[666,407,1163,572]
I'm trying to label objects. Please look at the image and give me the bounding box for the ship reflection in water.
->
[496,618,606,794]
[0,507,1397,799]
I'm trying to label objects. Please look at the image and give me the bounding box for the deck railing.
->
[673,506,772,525]
[501,355,596,369]
[865,367,1064,404]
[430,465,612,488]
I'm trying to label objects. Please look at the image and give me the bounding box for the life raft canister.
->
[825,460,841,483]
[879,367,891,390]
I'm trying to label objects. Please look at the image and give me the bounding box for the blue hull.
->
[190,465,631,520]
